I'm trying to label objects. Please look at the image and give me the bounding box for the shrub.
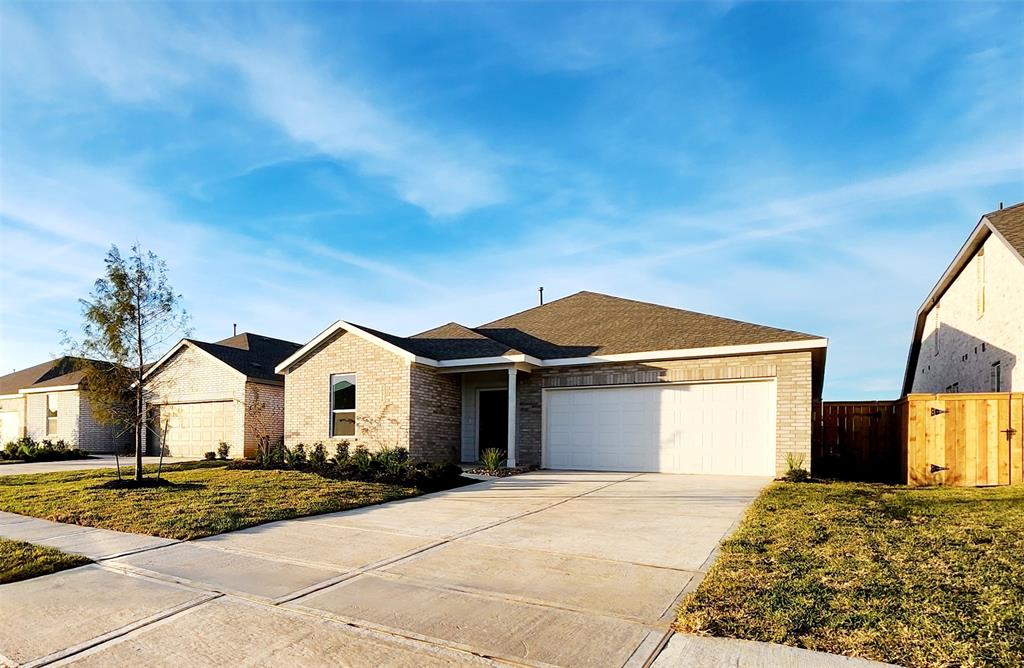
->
[1,437,86,462]
[203,451,216,461]
[309,442,328,469]
[217,442,230,460]
[783,453,811,482]
[330,441,350,467]
[350,444,373,476]
[480,448,505,473]
[283,443,308,469]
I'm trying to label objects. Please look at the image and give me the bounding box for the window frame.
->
[991,362,1002,393]
[46,393,58,435]
[329,373,357,438]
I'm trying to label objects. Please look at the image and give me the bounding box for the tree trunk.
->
[135,390,144,482]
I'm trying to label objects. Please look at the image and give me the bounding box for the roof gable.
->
[984,202,1024,261]
[147,333,301,384]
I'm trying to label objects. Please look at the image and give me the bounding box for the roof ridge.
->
[476,290,590,327]
[983,200,1024,217]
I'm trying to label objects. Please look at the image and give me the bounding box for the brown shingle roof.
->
[0,357,92,395]
[985,202,1024,259]
[475,291,821,359]
[188,333,301,383]
[408,323,521,360]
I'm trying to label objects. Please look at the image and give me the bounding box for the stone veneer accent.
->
[515,351,815,476]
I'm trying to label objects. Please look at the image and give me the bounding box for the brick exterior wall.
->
[283,330,411,452]
[144,344,285,458]
[77,394,130,453]
[0,395,27,445]
[911,232,1024,392]
[516,351,815,476]
[409,364,461,463]
[243,381,284,457]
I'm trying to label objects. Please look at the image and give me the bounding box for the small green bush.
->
[284,443,308,468]
[330,441,350,467]
[1,437,87,462]
[783,453,811,482]
[216,442,230,460]
[480,448,506,472]
[203,451,216,461]
[309,442,327,469]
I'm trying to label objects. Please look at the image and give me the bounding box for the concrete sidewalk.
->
[0,472,896,667]
[0,455,198,477]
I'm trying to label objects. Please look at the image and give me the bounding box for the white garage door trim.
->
[541,378,777,476]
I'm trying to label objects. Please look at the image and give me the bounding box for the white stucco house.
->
[904,202,1024,394]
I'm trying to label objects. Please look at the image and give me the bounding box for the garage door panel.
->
[545,381,775,476]
[152,401,234,457]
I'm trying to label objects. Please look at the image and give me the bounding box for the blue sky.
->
[1,2,1021,399]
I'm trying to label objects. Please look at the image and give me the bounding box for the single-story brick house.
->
[903,202,1023,394]
[0,357,129,451]
[277,292,827,476]
[142,332,300,458]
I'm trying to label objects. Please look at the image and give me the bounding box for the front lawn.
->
[677,482,1024,668]
[0,461,424,540]
[0,538,91,584]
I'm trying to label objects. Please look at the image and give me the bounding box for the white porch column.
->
[507,367,517,467]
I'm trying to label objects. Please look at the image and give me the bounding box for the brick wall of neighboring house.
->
[143,344,247,456]
[243,381,284,457]
[912,232,1024,393]
[283,330,411,451]
[25,390,81,445]
[76,394,129,452]
[517,351,815,476]
[409,363,461,463]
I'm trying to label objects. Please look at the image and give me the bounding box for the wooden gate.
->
[815,393,1024,487]
[904,393,1024,486]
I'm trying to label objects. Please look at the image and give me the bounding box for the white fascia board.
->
[435,353,543,368]
[275,320,424,374]
[20,384,79,394]
[141,339,247,385]
[0,393,22,400]
[141,339,189,382]
[538,339,828,367]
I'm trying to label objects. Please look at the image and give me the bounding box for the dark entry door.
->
[478,389,509,455]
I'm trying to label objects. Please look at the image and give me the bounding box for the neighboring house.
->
[277,291,827,476]
[904,202,1024,395]
[142,332,301,458]
[0,357,129,451]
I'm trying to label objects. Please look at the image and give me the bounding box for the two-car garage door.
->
[544,380,775,476]
[150,402,233,457]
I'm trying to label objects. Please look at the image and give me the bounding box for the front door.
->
[478,389,509,457]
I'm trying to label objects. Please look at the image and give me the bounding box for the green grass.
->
[676,482,1024,667]
[0,538,91,584]
[0,461,421,540]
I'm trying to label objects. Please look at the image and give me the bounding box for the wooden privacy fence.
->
[814,393,1024,487]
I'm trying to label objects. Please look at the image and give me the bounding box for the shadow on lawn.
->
[91,478,207,491]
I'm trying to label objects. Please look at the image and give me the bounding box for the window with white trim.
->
[330,374,356,437]
[46,394,58,435]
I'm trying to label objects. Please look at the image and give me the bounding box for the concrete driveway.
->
[1,471,768,667]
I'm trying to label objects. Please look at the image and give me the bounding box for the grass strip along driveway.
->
[0,462,421,540]
[0,538,91,584]
[677,481,1024,668]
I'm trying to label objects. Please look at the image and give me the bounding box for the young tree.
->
[65,245,189,482]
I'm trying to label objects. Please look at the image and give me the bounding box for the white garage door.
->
[151,402,234,457]
[544,380,776,476]
[0,412,21,446]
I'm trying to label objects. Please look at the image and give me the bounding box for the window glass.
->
[46,394,58,435]
[330,374,356,437]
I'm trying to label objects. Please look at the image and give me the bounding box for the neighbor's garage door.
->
[544,381,775,476]
[151,401,233,457]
